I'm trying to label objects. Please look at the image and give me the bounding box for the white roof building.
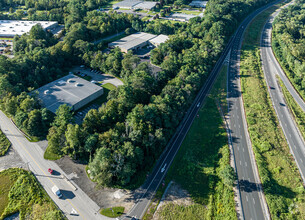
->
[149,34,169,46]
[189,1,208,8]
[113,0,157,10]
[0,20,58,37]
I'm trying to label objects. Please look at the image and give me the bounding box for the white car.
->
[197,103,200,107]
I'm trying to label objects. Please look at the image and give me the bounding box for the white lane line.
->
[253,198,256,204]
[246,196,248,202]
[240,161,242,166]
[245,162,247,167]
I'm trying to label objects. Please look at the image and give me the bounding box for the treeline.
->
[57,0,277,187]
[272,0,305,99]
[0,24,73,138]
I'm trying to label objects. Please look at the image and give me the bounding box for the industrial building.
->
[0,20,58,38]
[113,0,157,10]
[36,74,103,113]
[189,1,208,8]
[108,32,169,53]
[168,13,204,22]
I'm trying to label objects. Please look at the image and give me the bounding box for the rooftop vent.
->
[44,90,50,94]
[75,83,82,87]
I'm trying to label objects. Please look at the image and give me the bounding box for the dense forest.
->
[272,0,305,99]
[0,0,277,188]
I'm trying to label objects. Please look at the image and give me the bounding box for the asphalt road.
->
[0,111,109,220]
[260,2,305,183]
[124,2,282,219]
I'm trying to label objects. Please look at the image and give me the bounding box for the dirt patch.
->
[55,156,136,213]
[153,182,193,220]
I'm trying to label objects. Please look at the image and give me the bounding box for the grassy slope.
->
[144,64,236,219]
[100,206,124,218]
[240,4,305,219]
[279,78,305,149]
[0,168,64,219]
[0,128,10,156]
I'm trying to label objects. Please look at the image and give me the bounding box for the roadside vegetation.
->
[0,168,64,219]
[144,64,236,220]
[100,206,124,218]
[279,78,305,145]
[272,0,305,101]
[0,128,10,156]
[240,3,305,218]
[0,0,278,190]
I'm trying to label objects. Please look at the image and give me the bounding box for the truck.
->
[52,185,63,198]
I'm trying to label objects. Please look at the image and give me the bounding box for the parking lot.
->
[71,66,124,124]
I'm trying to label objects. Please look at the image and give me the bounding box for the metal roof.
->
[149,34,169,45]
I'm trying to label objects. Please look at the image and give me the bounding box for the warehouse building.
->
[36,74,103,113]
[109,32,168,53]
[149,34,169,47]
[113,0,157,10]
[168,13,204,22]
[0,20,58,38]
[189,1,208,8]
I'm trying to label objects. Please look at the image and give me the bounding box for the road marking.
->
[4,121,85,220]
[237,146,239,151]
[253,198,255,204]
[245,162,247,167]
[246,196,248,202]
[240,161,242,166]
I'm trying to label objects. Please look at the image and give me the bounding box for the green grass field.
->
[100,206,124,218]
[240,3,305,219]
[144,64,236,219]
[0,128,10,156]
[0,168,64,219]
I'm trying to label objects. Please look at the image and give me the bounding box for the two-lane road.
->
[260,2,305,183]
[0,111,109,220]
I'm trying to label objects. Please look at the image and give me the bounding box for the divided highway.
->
[125,1,282,219]
[260,2,305,183]
[0,111,108,220]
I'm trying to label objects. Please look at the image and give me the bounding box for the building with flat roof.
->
[168,12,204,22]
[0,20,58,38]
[149,34,169,46]
[109,32,157,52]
[113,0,157,10]
[36,74,103,113]
[109,32,169,52]
[189,1,208,8]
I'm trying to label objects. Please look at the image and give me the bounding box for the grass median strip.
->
[0,128,10,156]
[144,64,236,219]
[240,3,305,219]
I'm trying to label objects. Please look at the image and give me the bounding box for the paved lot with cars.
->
[72,66,124,87]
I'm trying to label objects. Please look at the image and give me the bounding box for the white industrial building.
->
[113,0,157,10]
[189,1,208,8]
[168,13,204,22]
[108,32,169,53]
[36,74,103,113]
[0,20,58,38]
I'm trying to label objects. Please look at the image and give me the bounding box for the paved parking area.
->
[72,67,124,87]
[74,103,101,124]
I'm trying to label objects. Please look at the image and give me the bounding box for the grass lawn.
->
[144,64,236,219]
[240,2,305,219]
[0,128,10,156]
[100,206,124,218]
[102,0,122,9]
[0,168,64,219]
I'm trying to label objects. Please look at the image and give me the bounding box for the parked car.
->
[48,168,54,174]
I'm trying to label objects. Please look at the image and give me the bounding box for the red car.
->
[48,168,54,174]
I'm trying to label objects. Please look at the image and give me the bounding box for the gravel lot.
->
[55,156,136,212]
[0,147,25,172]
